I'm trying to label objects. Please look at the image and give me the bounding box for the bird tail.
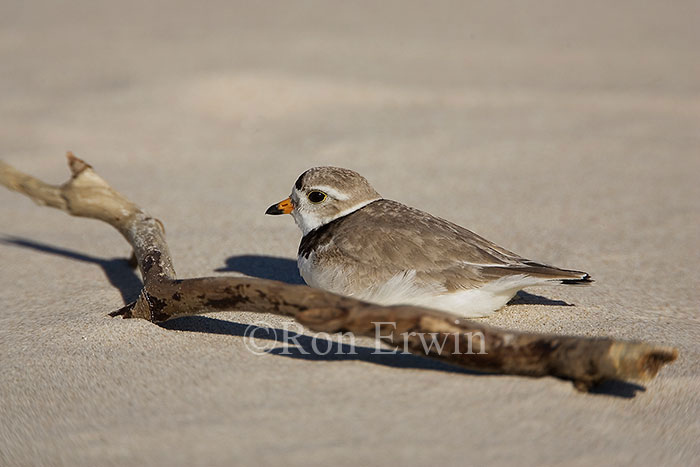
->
[486,261,593,285]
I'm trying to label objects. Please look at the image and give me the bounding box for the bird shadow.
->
[216,254,304,284]
[508,290,574,307]
[588,380,646,398]
[2,237,641,398]
[0,235,142,304]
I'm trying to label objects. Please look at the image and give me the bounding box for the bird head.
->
[266,166,382,235]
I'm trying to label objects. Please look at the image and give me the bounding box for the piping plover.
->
[266,167,591,317]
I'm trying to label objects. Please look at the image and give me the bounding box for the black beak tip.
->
[265,204,283,215]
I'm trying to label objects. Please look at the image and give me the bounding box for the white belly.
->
[394,286,520,318]
[298,253,538,318]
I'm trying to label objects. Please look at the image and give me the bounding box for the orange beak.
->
[265,197,294,215]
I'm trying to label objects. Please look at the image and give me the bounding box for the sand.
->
[1,1,699,465]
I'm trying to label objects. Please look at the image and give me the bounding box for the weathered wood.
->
[0,154,678,391]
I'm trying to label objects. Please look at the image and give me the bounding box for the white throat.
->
[293,198,381,236]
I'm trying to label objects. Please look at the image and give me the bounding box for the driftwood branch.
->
[0,154,678,391]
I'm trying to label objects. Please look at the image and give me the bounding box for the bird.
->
[265,166,591,318]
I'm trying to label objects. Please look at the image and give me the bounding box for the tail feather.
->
[560,274,593,285]
[485,260,593,285]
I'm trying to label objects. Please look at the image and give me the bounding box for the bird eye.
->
[307,190,327,203]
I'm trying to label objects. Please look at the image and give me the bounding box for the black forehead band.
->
[295,173,305,190]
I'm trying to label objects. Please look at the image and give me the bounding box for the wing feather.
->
[307,199,590,293]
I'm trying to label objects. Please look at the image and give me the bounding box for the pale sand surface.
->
[1,1,699,465]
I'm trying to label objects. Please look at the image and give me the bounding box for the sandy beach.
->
[1,1,699,465]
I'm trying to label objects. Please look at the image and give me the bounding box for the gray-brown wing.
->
[321,199,589,289]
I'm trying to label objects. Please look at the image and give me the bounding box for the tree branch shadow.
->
[1,235,142,304]
[162,315,645,398]
[161,315,482,375]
